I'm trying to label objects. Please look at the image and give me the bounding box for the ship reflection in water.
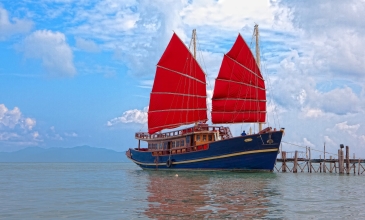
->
[143,171,282,219]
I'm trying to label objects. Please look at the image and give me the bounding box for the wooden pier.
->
[275,144,365,175]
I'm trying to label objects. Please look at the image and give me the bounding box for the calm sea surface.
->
[0,163,364,219]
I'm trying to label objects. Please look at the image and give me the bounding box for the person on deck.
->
[241,130,246,136]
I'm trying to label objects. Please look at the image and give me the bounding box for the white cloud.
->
[0,105,21,128]
[277,0,365,80]
[324,136,336,146]
[301,108,324,118]
[32,131,39,139]
[138,80,154,89]
[303,138,315,147]
[64,132,78,137]
[19,30,76,77]
[314,87,361,115]
[359,135,365,143]
[24,118,36,130]
[271,49,363,117]
[334,121,360,136]
[0,104,41,146]
[0,104,35,130]
[48,126,63,141]
[0,6,33,40]
[107,107,148,126]
[75,37,100,52]
[297,89,306,105]
[181,0,279,31]
[0,132,19,141]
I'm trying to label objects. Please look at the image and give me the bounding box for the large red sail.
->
[211,34,266,124]
[148,33,207,134]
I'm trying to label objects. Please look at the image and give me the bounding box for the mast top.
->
[254,25,263,132]
[192,29,197,59]
[254,25,260,68]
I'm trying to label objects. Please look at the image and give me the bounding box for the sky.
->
[0,0,364,157]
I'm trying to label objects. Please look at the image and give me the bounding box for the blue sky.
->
[1,0,365,157]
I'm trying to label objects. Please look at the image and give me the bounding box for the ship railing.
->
[148,144,210,156]
[135,124,232,140]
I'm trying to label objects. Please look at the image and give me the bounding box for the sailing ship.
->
[126,25,284,171]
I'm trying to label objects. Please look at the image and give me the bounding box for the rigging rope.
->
[282,141,339,156]
[258,35,281,130]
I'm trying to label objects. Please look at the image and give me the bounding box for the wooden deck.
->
[275,146,365,175]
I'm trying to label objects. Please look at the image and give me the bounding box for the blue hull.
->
[128,131,283,172]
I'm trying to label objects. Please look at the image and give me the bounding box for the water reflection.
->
[144,171,281,219]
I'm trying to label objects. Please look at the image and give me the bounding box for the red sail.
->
[148,33,207,134]
[211,34,266,124]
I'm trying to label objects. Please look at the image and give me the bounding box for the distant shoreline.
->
[0,146,131,163]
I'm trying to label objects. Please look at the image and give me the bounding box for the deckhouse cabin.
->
[135,123,233,156]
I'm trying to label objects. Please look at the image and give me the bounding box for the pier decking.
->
[275,144,365,175]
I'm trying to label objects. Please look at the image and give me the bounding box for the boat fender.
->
[166,159,172,168]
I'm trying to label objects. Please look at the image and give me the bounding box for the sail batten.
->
[152,92,207,98]
[157,65,206,85]
[212,34,266,124]
[216,78,266,90]
[149,108,208,113]
[225,54,264,81]
[148,33,207,134]
[213,111,267,113]
[213,98,266,101]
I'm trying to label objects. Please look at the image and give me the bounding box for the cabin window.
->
[203,135,206,141]
[176,140,180,148]
[180,140,184,147]
[186,136,190,146]
[172,141,175,148]
[164,142,168,149]
[196,135,200,141]
[208,135,212,141]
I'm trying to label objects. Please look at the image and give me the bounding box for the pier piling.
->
[282,151,286,172]
[330,156,333,173]
[338,149,343,174]
[323,144,326,173]
[359,159,361,175]
[319,155,322,173]
[309,147,312,173]
[275,144,364,175]
[293,151,298,173]
[346,146,350,174]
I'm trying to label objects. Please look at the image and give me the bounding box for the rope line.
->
[282,141,339,156]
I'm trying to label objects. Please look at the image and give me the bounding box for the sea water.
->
[0,163,364,219]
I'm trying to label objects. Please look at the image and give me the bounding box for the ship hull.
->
[128,131,283,172]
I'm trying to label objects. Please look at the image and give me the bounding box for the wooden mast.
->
[192,29,198,126]
[192,29,197,59]
[254,24,262,132]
